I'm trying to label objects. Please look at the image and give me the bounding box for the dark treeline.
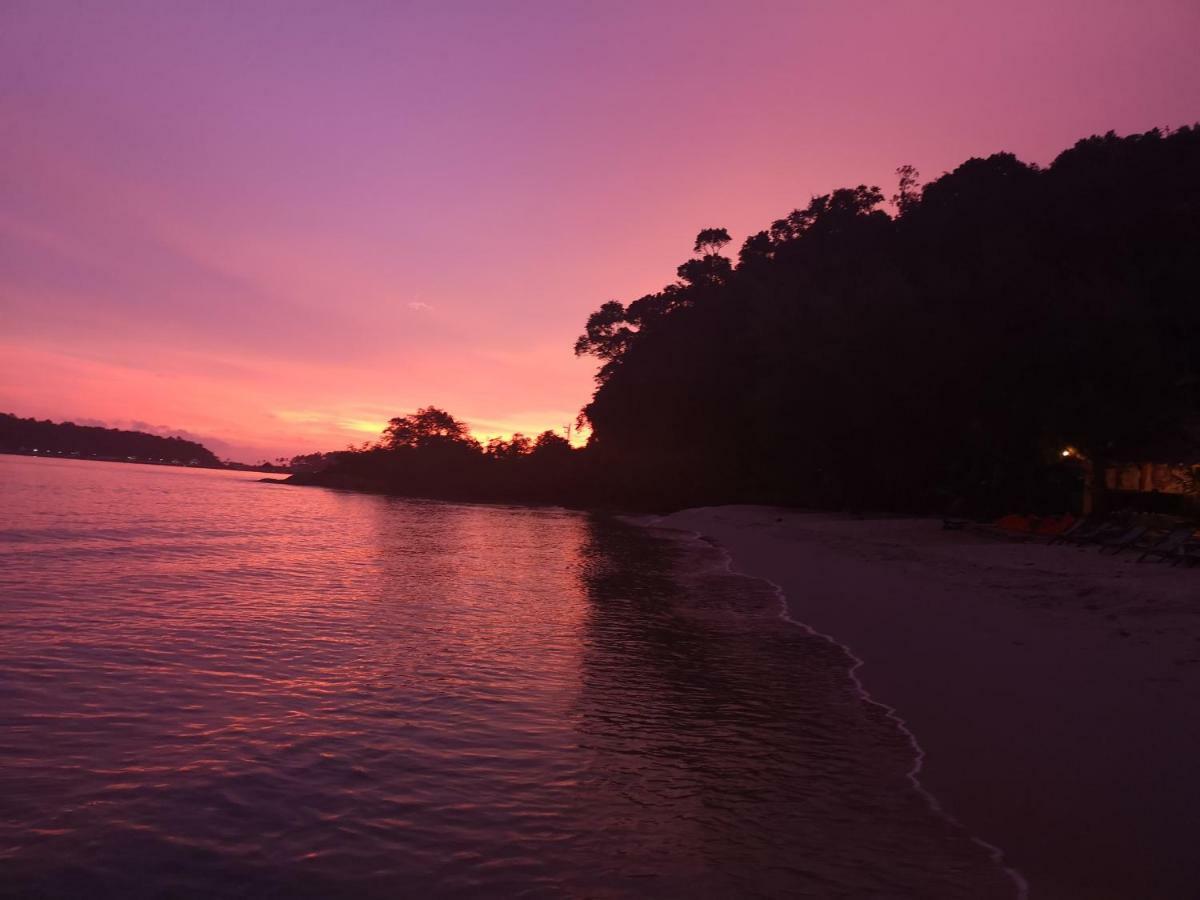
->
[0,413,221,467]
[289,407,578,504]
[296,127,1200,513]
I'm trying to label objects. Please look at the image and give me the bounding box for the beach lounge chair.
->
[996,514,1037,533]
[942,517,973,530]
[1136,526,1199,563]
[1060,518,1124,546]
[1172,537,1200,568]
[1097,525,1148,555]
[976,514,1044,542]
[1048,517,1091,545]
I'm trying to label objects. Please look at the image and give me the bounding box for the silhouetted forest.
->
[0,413,221,467]
[288,407,578,504]
[295,127,1200,514]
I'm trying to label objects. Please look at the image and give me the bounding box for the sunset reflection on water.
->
[1,456,1011,898]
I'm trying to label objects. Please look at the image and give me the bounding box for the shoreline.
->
[649,519,1031,899]
[0,449,278,475]
[644,506,1200,900]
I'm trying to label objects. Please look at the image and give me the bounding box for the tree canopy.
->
[295,126,1200,515]
[382,407,477,450]
[575,126,1200,513]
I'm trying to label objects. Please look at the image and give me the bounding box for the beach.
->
[648,506,1200,900]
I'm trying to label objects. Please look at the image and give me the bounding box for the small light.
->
[1061,449,1071,457]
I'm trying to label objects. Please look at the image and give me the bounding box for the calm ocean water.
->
[0,455,1013,898]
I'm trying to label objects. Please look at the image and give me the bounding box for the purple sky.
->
[3,0,1198,460]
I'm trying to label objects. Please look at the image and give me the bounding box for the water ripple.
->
[0,457,1014,898]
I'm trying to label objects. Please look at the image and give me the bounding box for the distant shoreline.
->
[0,449,287,475]
[644,506,1200,899]
[280,467,631,513]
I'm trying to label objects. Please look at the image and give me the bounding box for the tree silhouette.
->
[532,430,571,456]
[574,300,636,364]
[292,126,1200,516]
[382,407,475,450]
[486,433,532,458]
[575,126,1200,513]
[891,164,921,216]
[693,227,731,255]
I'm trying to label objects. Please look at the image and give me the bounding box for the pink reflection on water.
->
[0,456,1012,897]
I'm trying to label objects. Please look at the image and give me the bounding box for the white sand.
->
[649,506,1200,900]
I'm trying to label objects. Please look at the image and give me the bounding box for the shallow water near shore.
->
[1,456,1015,898]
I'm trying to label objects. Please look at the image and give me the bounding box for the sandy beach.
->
[648,506,1200,900]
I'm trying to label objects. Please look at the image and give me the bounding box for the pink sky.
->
[3,1,1198,461]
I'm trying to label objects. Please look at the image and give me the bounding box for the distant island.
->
[288,126,1200,517]
[0,413,228,469]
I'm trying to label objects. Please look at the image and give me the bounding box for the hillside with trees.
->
[296,126,1200,513]
[0,413,221,468]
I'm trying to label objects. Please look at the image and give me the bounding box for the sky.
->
[2,1,1199,462]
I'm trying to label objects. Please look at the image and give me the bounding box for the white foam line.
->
[648,521,1031,900]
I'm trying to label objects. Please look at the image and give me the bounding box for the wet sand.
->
[648,506,1200,900]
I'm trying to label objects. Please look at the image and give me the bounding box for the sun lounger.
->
[1060,519,1125,546]
[942,517,973,530]
[1097,525,1149,555]
[969,514,1037,542]
[1136,526,1199,562]
[1173,538,1200,568]
[1048,517,1092,545]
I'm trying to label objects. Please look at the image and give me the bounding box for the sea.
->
[0,455,1016,898]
